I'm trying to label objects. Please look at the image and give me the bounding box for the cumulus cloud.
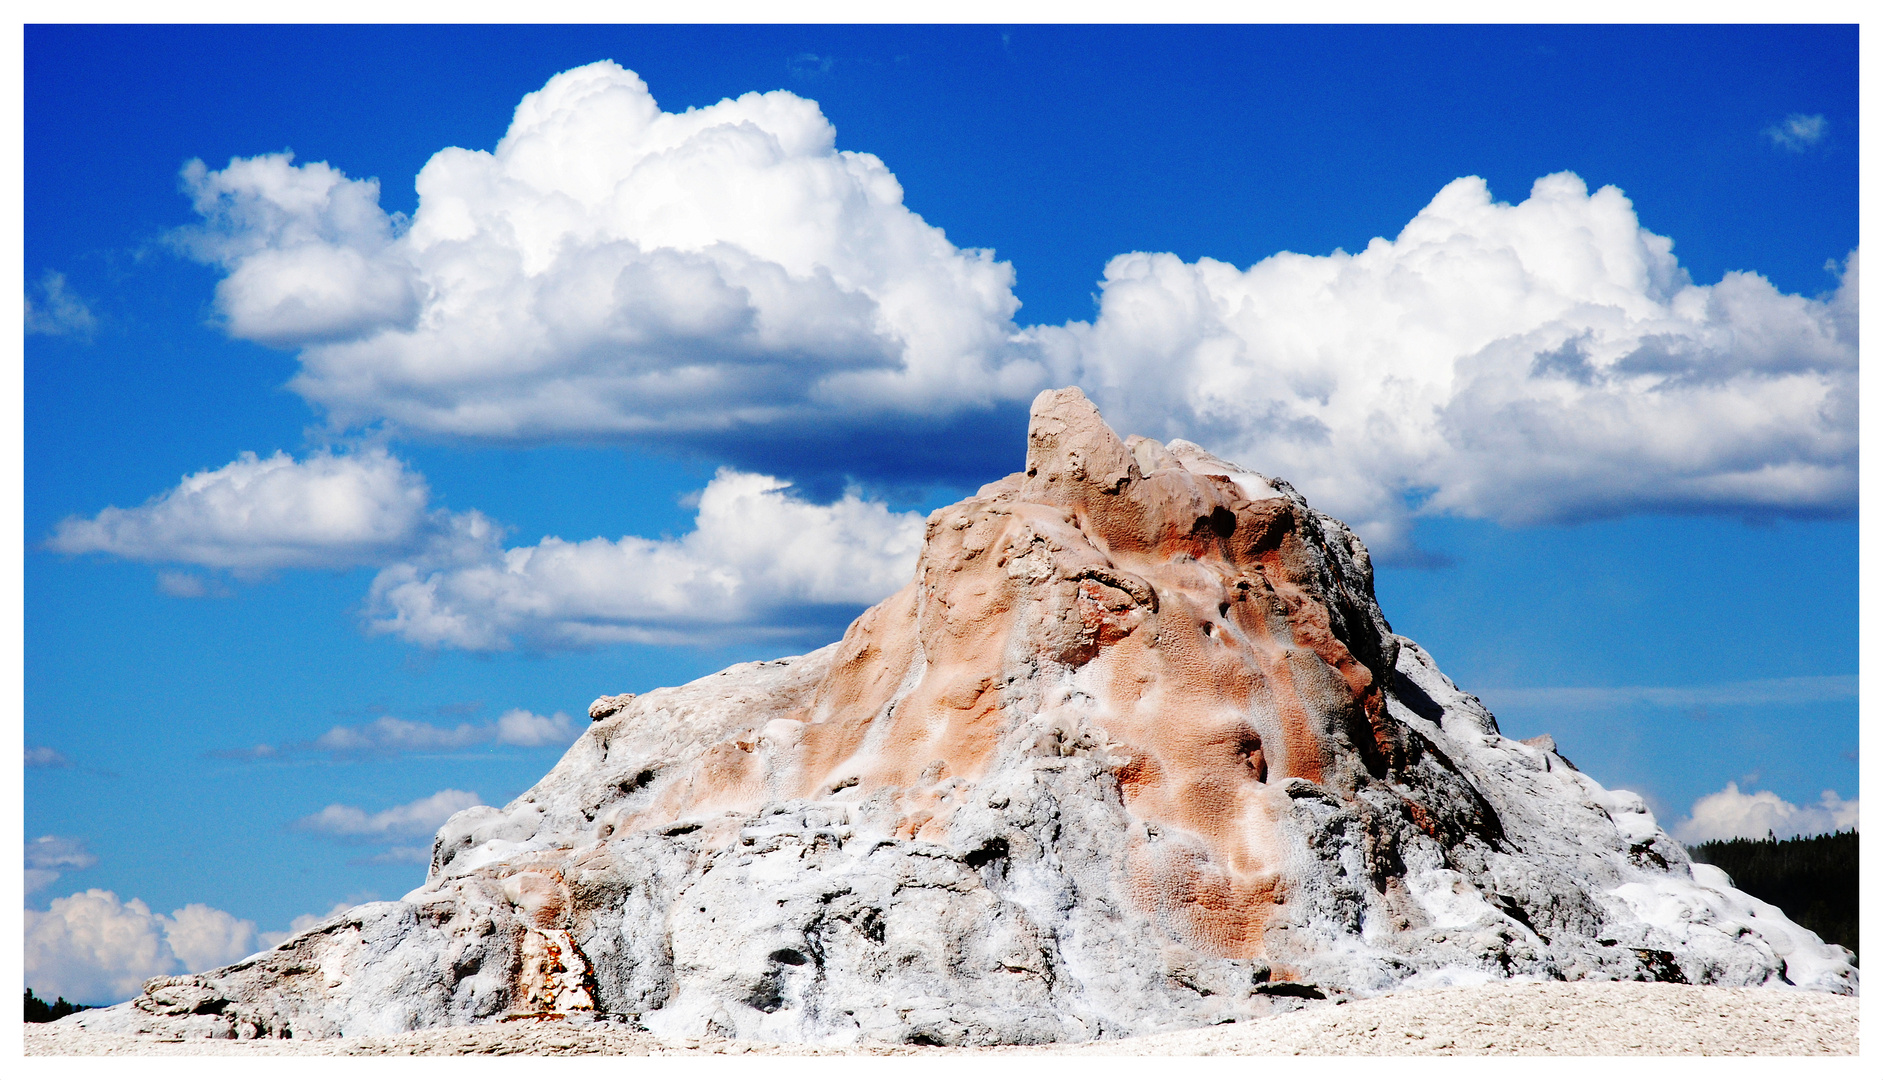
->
[1765,113,1827,151]
[25,269,97,338]
[26,891,178,1004]
[172,62,1857,561]
[1037,174,1857,552]
[294,788,483,838]
[366,467,925,650]
[24,890,261,1005]
[26,835,98,895]
[1673,781,1858,844]
[57,442,923,648]
[314,716,489,755]
[309,709,578,755]
[494,708,580,747]
[178,60,1046,442]
[174,152,418,344]
[163,903,262,972]
[46,446,455,574]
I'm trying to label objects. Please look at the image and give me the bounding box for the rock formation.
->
[61,388,1856,1045]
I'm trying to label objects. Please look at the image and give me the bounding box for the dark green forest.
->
[1689,830,1859,966]
[24,988,91,1023]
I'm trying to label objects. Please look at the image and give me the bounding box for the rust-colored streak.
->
[593,391,1404,966]
[1123,835,1281,959]
[1113,747,1162,803]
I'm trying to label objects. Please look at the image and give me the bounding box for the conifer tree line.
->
[1688,830,1859,964]
[24,988,91,1023]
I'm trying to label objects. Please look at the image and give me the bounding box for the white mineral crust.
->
[59,388,1856,1046]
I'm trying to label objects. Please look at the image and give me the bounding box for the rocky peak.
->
[1021,385,1141,495]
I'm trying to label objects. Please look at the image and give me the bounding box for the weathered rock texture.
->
[61,388,1856,1045]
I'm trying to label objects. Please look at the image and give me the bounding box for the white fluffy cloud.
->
[494,708,580,747]
[294,788,484,838]
[179,61,1045,441]
[46,446,447,573]
[314,716,489,755]
[24,889,261,1005]
[310,709,578,754]
[367,467,925,650]
[163,903,262,972]
[170,62,1856,559]
[1673,781,1859,844]
[50,440,923,648]
[175,153,418,344]
[1037,174,1857,551]
[26,835,98,895]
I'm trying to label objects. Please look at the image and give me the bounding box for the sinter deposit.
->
[57,388,1856,1046]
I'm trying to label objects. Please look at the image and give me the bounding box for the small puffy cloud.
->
[313,715,489,755]
[25,270,97,339]
[55,445,922,650]
[179,61,1045,445]
[1037,174,1857,553]
[47,447,442,574]
[294,788,483,838]
[26,745,71,768]
[305,708,579,756]
[494,708,579,747]
[27,836,97,872]
[1765,113,1827,151]
[26,835,98,895]
[366,467,924,650]
[1673,781,1858,844]
[258,901,355,949]
[24,889,260,1005]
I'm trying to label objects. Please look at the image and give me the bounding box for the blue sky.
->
[21,24,1857,1004]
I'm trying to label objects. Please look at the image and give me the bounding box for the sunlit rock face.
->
[63,388,1856,1045]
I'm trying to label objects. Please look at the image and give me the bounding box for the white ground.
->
[25,980,1856,1056]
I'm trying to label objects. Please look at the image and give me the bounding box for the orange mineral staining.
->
[571,387,1399,962]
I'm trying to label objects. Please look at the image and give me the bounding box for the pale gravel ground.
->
[25,981,1856,1056]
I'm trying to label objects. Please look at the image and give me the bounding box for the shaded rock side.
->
[63,388,1857,1045]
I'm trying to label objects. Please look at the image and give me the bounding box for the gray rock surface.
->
[58,387,1856,1046]
[28,981,1858,1056]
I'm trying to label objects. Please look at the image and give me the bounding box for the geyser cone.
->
[61,388,1856,1046]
